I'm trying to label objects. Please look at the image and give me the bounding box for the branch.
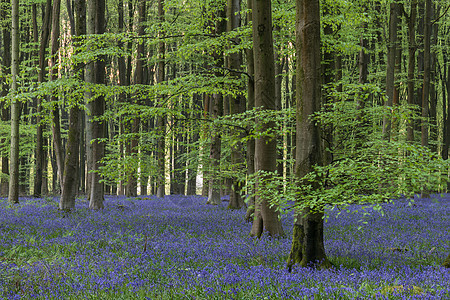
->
[431,4,450,26]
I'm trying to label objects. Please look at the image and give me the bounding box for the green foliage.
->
[244,100,450,216]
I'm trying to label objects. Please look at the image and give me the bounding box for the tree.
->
[249,0,284,238]
[156,0,166,198]
[50,0,65,189]
[286,0,331,269]
[8,0,19,204]
[382,0,400,141]
[226,0,246,210]
[86,0,106,209]
[60,0,86,210]
[0,0,11,197]
[33,0,52,198]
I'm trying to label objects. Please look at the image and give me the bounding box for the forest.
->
[0,0,450,298]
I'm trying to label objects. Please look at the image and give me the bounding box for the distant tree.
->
[156,0,166,198]
[8,0,19,204]
[0,0,11,197]
[33,0,52,198]
[50,0,64,189]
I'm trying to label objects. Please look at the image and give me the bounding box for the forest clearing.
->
[0,194,449,299]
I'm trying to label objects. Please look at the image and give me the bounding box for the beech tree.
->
[286,0,331,269]
[86,0,106,209]
[249,0,284,238]
[60,0,86,210]
[8,0,19,204]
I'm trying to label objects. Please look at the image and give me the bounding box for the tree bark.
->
[406,0,417,143]
[249,0,284,237]
[382,1,399,141]
[156,0,166,198]
[86,0,106,209]
[0,0,11,196]
[287,0,331,270]
[244,0,255,222]
[8,0,20,204]
[60,0,86,210]
[49,0,65,191]
[421,0,431,147]
[444,253,450,268]
[207,94,223,205]
[33,0,52,197]
[227,0,246,209]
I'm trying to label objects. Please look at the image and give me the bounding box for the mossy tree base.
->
[287,211,332,271]
[443,253,450,268]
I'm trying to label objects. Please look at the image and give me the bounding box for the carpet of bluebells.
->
[0,193,449,299]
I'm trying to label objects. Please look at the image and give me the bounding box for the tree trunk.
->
[249,0,284,237]
[207,93,223,205]
[1,0,11,197]
[87,0,106,209]
[287,0,331,270]
[33,0,52,197]
[8,0,20,204]
[155,0,166,198]
[244,0,255,222]
[406,0,417,143]
[60,0,85,210]
[227,0,245,209]
[50,0,64,191]
[382,1,399,141]
[421,0,431,147]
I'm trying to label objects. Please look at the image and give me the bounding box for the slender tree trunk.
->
[382,1,399,141]
[8,0,20,204]
[156,0,166,198]
[227,0,246,209]
[250,0,284,237]
[60,0,86,210]
[407,0,417,143]
[34,0,52,197]
[0,0,11,196]
[207,93,223,205]
[287,0,331,270]
[421,0,431,147]
[244,0,255,222]
[50,0,64,191]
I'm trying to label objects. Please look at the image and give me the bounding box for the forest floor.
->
[0,193,449,299]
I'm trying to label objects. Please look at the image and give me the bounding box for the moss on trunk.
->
[443,253,450,268]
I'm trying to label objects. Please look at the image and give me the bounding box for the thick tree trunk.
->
[250,0,284,237]
[60,0,86,210]
[8,0,20,204]
[287,0,331,269]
